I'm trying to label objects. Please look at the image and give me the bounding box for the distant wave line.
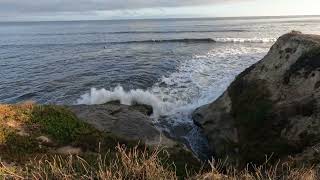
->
[109,29,248,34]
[109,38,217,44]
[0,37,276,48]
[108,38,276,44]
[0,29,248,36]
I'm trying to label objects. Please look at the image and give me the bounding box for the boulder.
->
[193,32,320,165]
[69,102,201,172]
[68,102,175,147]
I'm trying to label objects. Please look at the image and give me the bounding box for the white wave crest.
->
[214,37,276,43]
[76,86,173,118]
[76,44,269,156]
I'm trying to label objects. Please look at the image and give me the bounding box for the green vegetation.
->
[0,102,320,179]
[228,78,297,164]
[159,144,202,177]
[31,105,93,144]
[283,47,320,84]
[0,102,201,179]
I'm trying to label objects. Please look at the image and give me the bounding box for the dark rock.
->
[104,101,153,116]
[68,102,171,147]
[68,102,200,168]
[193,32,320,166]
[130,104,153,116]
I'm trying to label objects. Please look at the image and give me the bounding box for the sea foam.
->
[76,45,269,122]
[76,86,173,118]
[109,37,276,44]
[76,45,269,156]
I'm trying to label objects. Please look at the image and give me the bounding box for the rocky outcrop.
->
[68,101,201,171]
[193,32,320,165]
[68,101,177,147]
[0,103,201,178]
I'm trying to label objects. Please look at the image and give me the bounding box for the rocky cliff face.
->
[193,32,320,165]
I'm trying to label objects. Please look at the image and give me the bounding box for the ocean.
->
[1,16,320,156]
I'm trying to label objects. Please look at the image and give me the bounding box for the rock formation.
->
[0,102,200,178]
[193,32,320,165]
[68,101,176,147]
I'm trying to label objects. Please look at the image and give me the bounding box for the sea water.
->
[1,16,320,157]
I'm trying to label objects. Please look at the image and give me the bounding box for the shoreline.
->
[1,32,320,179]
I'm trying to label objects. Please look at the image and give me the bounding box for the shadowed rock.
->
[193,32,320,165]
[68,102,175,147]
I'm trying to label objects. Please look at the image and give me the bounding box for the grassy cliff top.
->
[0,102,319,179]
[0,102,201,178]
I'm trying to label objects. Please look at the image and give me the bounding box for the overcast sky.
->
[1,0,320,21]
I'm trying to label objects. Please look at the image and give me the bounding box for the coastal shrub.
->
[228,78,297,164]
[3,103,318,179]
[0,104,107,162]
[0,103,201,178]
[31,105,143,152]
[31,105,93,144]
[0,103,43,162]
[283,46,320,84]
[159,144,203,177]
[0,126,12,144]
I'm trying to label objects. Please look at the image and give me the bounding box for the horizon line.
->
[1,14,320,23]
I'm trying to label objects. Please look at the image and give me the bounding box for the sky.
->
[1,0,320,21]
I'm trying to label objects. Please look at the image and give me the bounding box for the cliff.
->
[0,102,200,178]
[193,32,320,166]
[2,32,320,179]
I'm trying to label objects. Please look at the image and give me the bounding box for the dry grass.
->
[0,144,177,180]
[194,159,319,180]
[1,102,320,179]
[1,144,319,180]
[0,101,35,142]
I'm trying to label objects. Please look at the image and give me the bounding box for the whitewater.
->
[2,16,320,156]
[76,45,269,156]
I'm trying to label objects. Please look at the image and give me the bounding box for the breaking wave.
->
[3,38,276,47]
[76,86,175,118]
[110,38,216,44]
[214,37,276,43]
[11,29,248,36]
[76,45,269,157]
[76,45,269,122]
[109,29,248,34]
[109,38,276,44]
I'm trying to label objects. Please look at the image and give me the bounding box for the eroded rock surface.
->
[193,32,320,165]
[68,102,176,147]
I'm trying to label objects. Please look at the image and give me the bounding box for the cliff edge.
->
[193,32,320,165]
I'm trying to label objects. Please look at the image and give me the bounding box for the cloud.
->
[0,0,242,13]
